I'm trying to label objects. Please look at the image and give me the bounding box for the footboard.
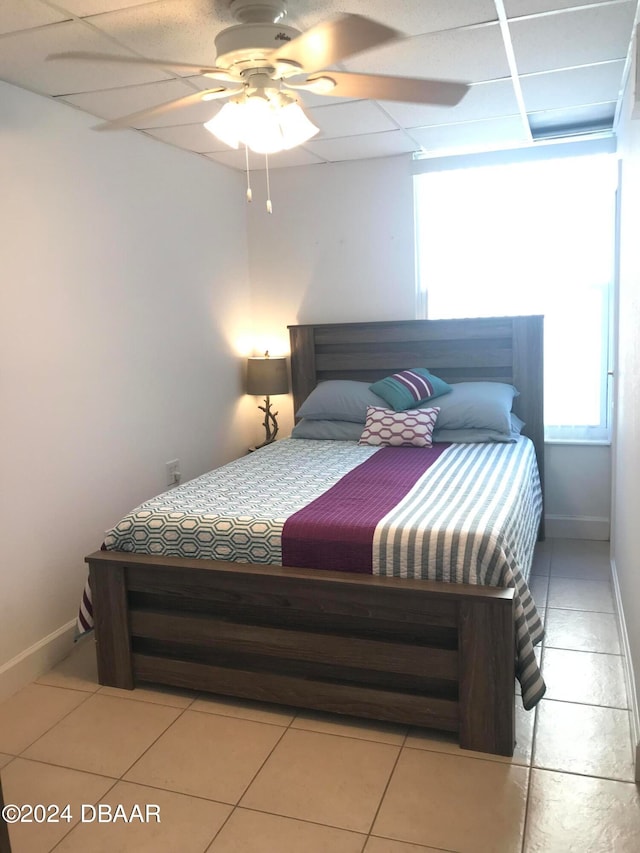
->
[87,550,516,756]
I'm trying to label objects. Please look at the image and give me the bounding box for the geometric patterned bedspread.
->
[79,436,545,709]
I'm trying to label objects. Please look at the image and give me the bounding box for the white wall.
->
[544,444,611,540]
[0,81,253,693]
[248,154,612,538]
[612,37,640,762]
[248,154,417,442]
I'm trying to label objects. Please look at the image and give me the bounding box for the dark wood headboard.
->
[288,316,544,506]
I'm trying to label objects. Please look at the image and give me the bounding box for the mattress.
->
[79,436,545,708]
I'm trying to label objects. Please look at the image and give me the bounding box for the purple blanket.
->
[281,445,449,573]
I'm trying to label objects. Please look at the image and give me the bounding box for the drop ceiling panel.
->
[505,0,620,16]
[381,79,520,128]
[0,0,69,36]
[345,23,511,84]
[305,129,417,161]
[520,60,626,112]
[207,146,325,170]
[509,2,637,75]
[143,121,228,153]
[290,0,498,36]
[307,99,397,138]
[61,1,163,15]
[85,0,231,69]
[0,20,172,94]
[57,78,215,127]
[409,115,530,152]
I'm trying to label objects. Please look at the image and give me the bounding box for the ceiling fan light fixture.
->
[204,100,243,148]
[241,95,284,153]
[203,92,319,154]
[277,100,320,148]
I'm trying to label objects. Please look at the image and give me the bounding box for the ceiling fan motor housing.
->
[228,0,288,24]
[214,23,301,72]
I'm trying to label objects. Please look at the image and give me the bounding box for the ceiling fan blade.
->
[271,14,400,74]
[46,51,241,84]
[297,71,470,106]
[93,88,238,130]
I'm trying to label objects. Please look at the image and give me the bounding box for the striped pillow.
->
[369,368,451,412]
[359,406,440,448]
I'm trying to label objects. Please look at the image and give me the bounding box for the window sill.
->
[544,439,611,447]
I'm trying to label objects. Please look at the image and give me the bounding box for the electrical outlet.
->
[166,459,181,487]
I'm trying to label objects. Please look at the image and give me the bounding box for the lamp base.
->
[248,438,276,453]
[257,395,279,446]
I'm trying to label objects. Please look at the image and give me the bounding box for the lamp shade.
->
[246,356,289,396]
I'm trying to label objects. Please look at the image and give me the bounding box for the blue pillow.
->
[369,369,452,412]
[296,380,386,423]
[291,419,363,441]
[424,381,519,434]
[433,415,524,444]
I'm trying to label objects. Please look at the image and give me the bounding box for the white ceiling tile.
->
[528,101,616,137]
[509,2,637,75]
[409,115,530,153]
[505,0,620,17]
[60,1,162,15]
[206,146,325,170]
[381,79,520,128]
[307,99,397,138]
[345,23,510,84]
[142,121,227,152]
[289,0,498,37]
[0,21,172,95]
[520,60,626,112]
[305,129,417,161]
[203,149,246,171]
[84,0,231,69]
[0,0,69,35]
[57,78,217,127]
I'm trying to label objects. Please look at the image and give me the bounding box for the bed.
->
[85,315,545,757]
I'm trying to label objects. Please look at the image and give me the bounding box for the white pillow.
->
[359,406,440,448]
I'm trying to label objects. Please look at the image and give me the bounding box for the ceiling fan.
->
[47,0,470,140]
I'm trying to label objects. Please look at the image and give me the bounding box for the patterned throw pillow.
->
[359,406,440,448]
[369,369,452,412]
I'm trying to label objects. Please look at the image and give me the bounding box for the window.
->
[414,143,617,443]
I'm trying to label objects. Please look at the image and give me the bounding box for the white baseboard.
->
[610,556,640,782]
[0,619,76,703]
[545,514,610,540]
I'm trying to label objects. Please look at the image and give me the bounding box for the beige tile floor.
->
[1,539,639,852]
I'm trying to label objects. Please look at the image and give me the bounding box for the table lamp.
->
[246,351,289,447]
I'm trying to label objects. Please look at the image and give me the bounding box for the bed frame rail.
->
[87,550,516,756]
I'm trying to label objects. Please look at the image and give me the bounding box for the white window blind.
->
[414,149,617,443]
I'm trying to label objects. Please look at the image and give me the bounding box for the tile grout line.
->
[47,775,122,853]
[522,540,552,852]
[361,728,408,850]
[43,691,205,853]
[4,685,94,759]
[528,763,638,787]
[202,707,300,851]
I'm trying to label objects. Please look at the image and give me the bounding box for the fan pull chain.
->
[245,144,252,203]
[265,153,273,214]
